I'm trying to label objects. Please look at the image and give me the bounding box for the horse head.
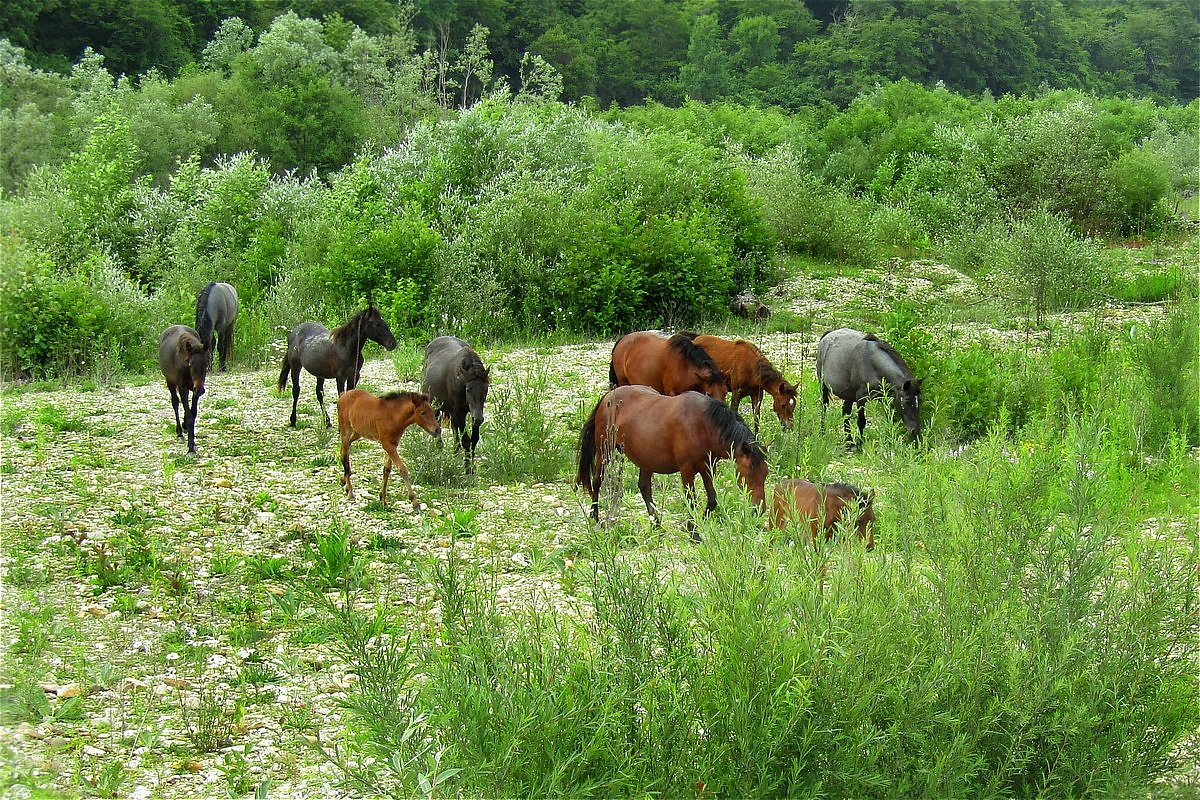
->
[773,381,798,431]
[181,336,210,393]
[411,394,443,438]
[733,441,768,511]
[893,379,922,441]
[700,369,729,402]
[363,305,398,351]
[456,360,490,426]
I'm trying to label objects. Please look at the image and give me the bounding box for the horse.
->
[421,336,490,475]
[609,331,728,401]
[194,282,238,372]
[577,385,767,540]
[816,328,922,447]
[769,479,875,550]
[337,389,442,509]
[158,325,210,454]
[278,305,398,428]
[691,334,797,433]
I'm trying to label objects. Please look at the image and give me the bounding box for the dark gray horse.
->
[816,328,922,446]
[278,305,397,428]
[194,282,238,372]
[159,325,210,453]
[422,336,490,474]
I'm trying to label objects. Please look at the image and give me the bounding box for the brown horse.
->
[769,479,875,549]
[279,305,398,428]
[609,331,728,400]
[577,385,767,539]
[691,334,797,433]
[158,325,210,454]
[337,390,442,509]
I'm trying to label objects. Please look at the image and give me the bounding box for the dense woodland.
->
[0,1,1197,383]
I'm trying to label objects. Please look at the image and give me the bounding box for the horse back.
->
[610,332,669,391]
[158,325,202,384]
[694,334,759,389]
[816,328,871,399]
[422,336,470,407]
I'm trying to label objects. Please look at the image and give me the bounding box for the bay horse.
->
[278,305,397,428]
[194,282,238,372]
[769,479,875,550]
[337,389,442,509]
[816,328,922,447]
[609,331,728,400]
[422,336,490,475]
[577,385,767,540]
[158,325,210,454]
[691,334,797,433]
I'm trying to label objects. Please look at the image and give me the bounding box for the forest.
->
[0,2,1197,798]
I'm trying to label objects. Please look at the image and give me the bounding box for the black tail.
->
[278,353,290,392]
[195,282,216,349]
[577,398,602,493]
[608,360,618,389]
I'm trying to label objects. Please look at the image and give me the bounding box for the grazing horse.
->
[337,390,442,509]
[577,385,767,539]
[194,282,238,372]
[691,334,797,433]
[816,328,922,447]
[158,325,210,454]
[422,336,490,474]
[769,479,875,550]
[609,331,728,400]
[278,305,397,428]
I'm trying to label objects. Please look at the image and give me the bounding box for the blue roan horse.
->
[194,282,238,372]
[816,328,922,446]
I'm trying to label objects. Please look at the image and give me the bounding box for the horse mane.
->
[458,350,490,384]
[194,282,216,346]
[752,352,787,390]
[331,306,375,344]
[703,400,767,466]
[668,332,722,378]
[380,390,428,403]
[863,334,914,379]
[826,481,869,501]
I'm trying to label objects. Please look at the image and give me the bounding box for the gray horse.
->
[816,328,922,446]
[278,305,397,428]
[422,336,490,474]
[194,282,238,372]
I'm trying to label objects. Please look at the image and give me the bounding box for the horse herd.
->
[158,284,923,548]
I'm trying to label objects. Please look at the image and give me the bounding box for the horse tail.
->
[277,352,290,392]
[195,282,216,349]
[821,382,830,405]
[576,397,602,493]
[608,360,618,389]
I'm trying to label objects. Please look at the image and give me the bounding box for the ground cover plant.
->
[0,249,1196,797]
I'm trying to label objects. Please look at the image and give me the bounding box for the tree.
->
[680,14,731,102]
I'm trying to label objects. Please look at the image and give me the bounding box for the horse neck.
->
[868,345,911,392]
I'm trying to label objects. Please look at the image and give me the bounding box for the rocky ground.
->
[0,257,1189,798]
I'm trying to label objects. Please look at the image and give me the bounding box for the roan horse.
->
[422,336,490,474]
[194,282,238,372]
[609,331,728,400]
[337,389,442,509]
[158,325,210,454]
[577,385,767,539]
[769,479,876,550]
[278,305,397,428]
[691,333,797,433]
[816,328,922,447]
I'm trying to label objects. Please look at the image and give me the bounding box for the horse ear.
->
[861,489,875,508]
[184,338,203,355]
[903,379,914,393]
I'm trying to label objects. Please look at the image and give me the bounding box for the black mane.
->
[668,332,722,379]
[459,349,490,385]
[863,334,914,379]
[826,481,868,500]
[331,306,376,343]
[703,400,767,466]
[194,282,216,346]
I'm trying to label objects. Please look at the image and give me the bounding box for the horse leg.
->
[856,401,867,444]
[842,399,857,449]
[590,454,605,522]
[168,384,183,438]
[289,365,302,427]
[316,378,331,428]
[751,389,763,435]
[637,468,661,527]
[340,433,359,499]
[187,388,203,453]
[466,419,481,475]
[353,355,364,389]
[381,441,418,511]
[222,324,233,371]
[336,377,346,396]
